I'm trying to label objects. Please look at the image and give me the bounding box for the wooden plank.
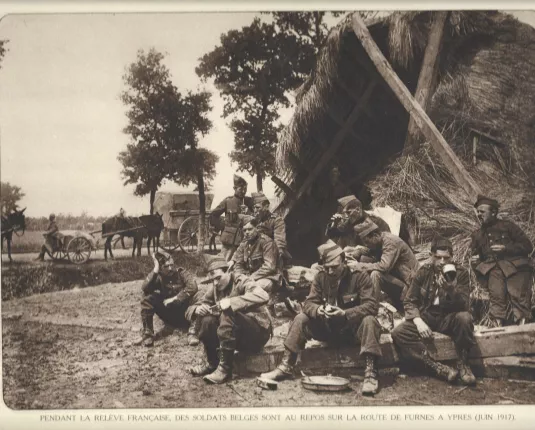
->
[404,11,448,153]
[351,14,482,202]
[469,356,535,381]
[270,175,296,199]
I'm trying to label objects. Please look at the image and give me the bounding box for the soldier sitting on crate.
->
[251,191,292,267]
[35,213,60,262]
[209,174,254,262]
[187,256,272,384]
[391,237,476,386]
[261,240,383,396]
[470,195,533,327]
[134,251,199,347]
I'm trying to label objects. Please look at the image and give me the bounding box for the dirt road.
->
[3,280,535,409]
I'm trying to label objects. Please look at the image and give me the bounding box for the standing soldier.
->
[36,213,60,261]
[134,252,199,347]
[261,240,382,396]
[187,256,272,384]
[252,191,292,267]
[470,196,533,326]
[209,174,254,262]
[391,237,476,385]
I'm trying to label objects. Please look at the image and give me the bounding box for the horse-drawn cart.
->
[50,230,98,264]
[154,192,215,254]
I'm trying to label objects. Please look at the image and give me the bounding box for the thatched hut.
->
[274,11,535,265]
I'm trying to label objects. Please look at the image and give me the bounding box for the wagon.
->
[50,230,99,264]
[154,192,216,253]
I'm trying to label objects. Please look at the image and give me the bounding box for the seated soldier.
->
[232,217,281,295]
[134,252,199,347]
[391,237,476,385]
[470,195,533,326]
[252,191,292,267]
[36,213,60,261]
[261,240,383,396]
[187,257,272,384]
[348,219,419,313]
[326,195,390,252]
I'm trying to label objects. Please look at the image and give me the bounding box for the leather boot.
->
[260,349,297,381]
[456,349,476,386]
[189,345,219,376]
[187,323,200,346]
[203,348,234,384]
[133,315,154,347]
[422,350,458,383]
[361,354,379,396]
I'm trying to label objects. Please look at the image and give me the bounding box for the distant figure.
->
[116,208,127,249]
[36,214,60,261]
[118,207,126,218]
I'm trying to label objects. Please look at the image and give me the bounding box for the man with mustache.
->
[470,195,533,326]
[260,240,382,396]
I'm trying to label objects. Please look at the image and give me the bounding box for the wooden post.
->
[351,14,482,202]
[404,11,448,153]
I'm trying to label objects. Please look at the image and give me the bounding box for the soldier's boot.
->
[361,354,379,396]
[203,348,234,384]
[133,315,154,347]
[422,350,458,383]
[153,324,175,341]
[189,345,219,376]
[187,323,200,346]
[35,247,46,261]
[260,349,297,382]
[456,349,476,386]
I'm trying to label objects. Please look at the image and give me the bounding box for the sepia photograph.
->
[1,3,535,420]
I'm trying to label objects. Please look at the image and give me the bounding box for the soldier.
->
[134,251,199,347]
[391,237,476,385]
[470,195,533,326]
[326,195,390,253]
[187,256,272,384]
[209,174,254,262]
[348,219,419,313]
[252,191,292,267]
[232,217,281,295]
[261,240,383,396]
[36,213,60,261]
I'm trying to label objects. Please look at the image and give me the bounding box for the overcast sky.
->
[1,10,534,218]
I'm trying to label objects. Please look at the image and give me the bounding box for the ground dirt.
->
[3,280,535,410]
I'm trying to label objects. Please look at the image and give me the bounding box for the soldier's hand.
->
[325,306,345,318]
[490,244,505,253]
[317,306,327,317]
[163,297,176,307]
[347,261,364,272]
[196,304,211,317]
[414,317,433,339]
[219,298,231,311]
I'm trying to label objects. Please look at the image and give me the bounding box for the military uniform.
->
[256,212,292,265]
[232,232,281,294]
[38,219,60,259]
[471,218,533,322]
[327,212,391,250]
[391,263,476,361]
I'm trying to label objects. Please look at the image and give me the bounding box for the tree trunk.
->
[149,187,156,215]
[256,171,263,192]
[197,171,206,254]
[403,11,448,154]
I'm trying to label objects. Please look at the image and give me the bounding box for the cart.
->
[154,192,216,254]
[50,230,99,264]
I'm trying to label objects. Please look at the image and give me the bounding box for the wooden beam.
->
[351,13,482,203]
[335,79,377,123]
[270,176,296,199]
[404,11,448,153]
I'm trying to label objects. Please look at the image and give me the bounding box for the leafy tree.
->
[0,40,8,69]
[1,181,25,215]
[119,48,212,214]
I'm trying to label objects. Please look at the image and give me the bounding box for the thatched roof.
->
[273,10,535,264]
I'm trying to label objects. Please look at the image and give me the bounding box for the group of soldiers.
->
[132,174,533,397]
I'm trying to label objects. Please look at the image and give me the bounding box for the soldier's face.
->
[431,249,452,270]
[324,255,344,279]
[234,185,247,199]
[243,222,258,241]
[254,202,269,216]
[161,260,176,276]
[477,204,496,225]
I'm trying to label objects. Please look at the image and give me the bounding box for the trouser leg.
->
[506,269,533,321]
[141,293,189,328]
[370,271,405,312]
[283,313,331,354]
[487,267,508,320]
[438,311,476,352]
[391,319,427,361]
[217,311,270,352]
[354,315,382,357]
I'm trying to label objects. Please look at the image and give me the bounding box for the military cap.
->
[317,239,344,264]
[233,174,247,187]
[206,256,229,277]
[430,236,453,254]
[353,219,379,239]
[49,213,56,220]
[474,195,499,210]
[251,192,270,205]
[337,195,359,209]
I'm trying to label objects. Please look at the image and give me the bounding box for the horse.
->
[102,216,144,260]
[139,213,164,256]
[1,208,26,262]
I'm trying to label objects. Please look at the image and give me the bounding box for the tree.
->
[0,40,8,69]
[1,182,25,215]
[119,48,211,214]
[197,18,309,191]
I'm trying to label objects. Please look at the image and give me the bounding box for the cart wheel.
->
[160,227,180,252]
[178,216,205,254]
[52,249,67,261]
[67,236,92,264]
